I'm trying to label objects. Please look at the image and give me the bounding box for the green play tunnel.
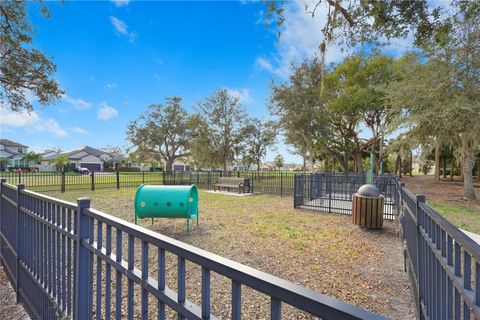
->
[134,184,198,232]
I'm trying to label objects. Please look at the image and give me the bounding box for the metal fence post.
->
[293,174,297,208]
[91,171,95,191]
[74,197,92,320]
[15,184,25,302]
[327,174,332,213]
[415,194,426,319]
[399,182,405,217]
[0,179,5,271]
[61,170,66,193]
[142,171,145,184]
[18,170,21,184]
[280,172,283,197]
[116,170,120,190]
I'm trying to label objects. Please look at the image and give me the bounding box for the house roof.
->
[63,146,110,158]
[45,146,112,161]
[111,155,125,162]
[1,148,20,156]
[41,152,60,161]
[0,139,28,148]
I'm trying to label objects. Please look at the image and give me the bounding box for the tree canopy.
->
[126,97,194,172]
[191,88,248,173]
[0,1,63,112]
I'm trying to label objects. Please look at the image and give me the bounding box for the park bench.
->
[213,177,250,193]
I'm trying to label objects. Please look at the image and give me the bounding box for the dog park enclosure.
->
[1,174,479,319]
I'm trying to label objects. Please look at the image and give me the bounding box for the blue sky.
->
[0,0,415,163]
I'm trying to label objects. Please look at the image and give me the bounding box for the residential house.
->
[0,139,29,170]
[40,146,113,172]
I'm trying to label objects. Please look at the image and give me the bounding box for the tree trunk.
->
[223,161,228,176]
[394,155,400,175]
[165,159,173,172]
[450,159,455,181]
[306,139,314,172]
[409,151,413,177]
[398,156,402,178]
[434,139,440,181]
[477,159,480,182]
[442,157,447,179]
[355,152,364,173]
[462,156,476,200]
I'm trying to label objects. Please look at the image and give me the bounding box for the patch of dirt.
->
[42,189,414,319]
[402,176,480,210]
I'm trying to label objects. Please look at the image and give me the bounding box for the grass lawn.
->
[428,200,480,234]
[42,188,414,319]
[402,176,480,235]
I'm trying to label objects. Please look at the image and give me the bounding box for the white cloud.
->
[0,107,67,137]
[226,88,251,104]
[104,83,118,89]
[256,2,415,79]
[62,95,92,110]
[72,127,90,135]
[255,57,275,74]
[255,2,346,79]
[110,0,130,7]
[97,102,119,120]
[110,16,137,43]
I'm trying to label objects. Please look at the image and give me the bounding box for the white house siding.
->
[38,164,56,171]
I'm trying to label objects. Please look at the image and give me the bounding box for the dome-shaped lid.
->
[357,184,380,197]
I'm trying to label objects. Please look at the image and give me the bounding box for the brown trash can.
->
[352,193,384,229]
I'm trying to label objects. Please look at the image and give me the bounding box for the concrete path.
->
[461,229,480,245]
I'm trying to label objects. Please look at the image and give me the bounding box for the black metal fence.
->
[0,180,385,320]
[0,170,298,196]
[293,173,398,220]
[397,180,480,320]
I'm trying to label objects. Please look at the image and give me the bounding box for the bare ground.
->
[0,264,29,320]
[402,176,480,210]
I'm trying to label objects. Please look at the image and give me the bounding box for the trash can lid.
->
[357,184,380,197]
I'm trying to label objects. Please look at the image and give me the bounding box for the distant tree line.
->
[126,88,278,173]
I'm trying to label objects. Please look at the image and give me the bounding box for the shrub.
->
[420,160,433,175]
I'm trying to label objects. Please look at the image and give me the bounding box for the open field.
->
[41,188,415,319]
[402,176,480,234]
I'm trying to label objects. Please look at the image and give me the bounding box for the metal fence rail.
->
[293,173,398,220]
[0,179,385,320]
[398,180,480,320]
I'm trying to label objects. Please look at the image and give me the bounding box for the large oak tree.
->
[126,97,194,172]
[191,88,248,174]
